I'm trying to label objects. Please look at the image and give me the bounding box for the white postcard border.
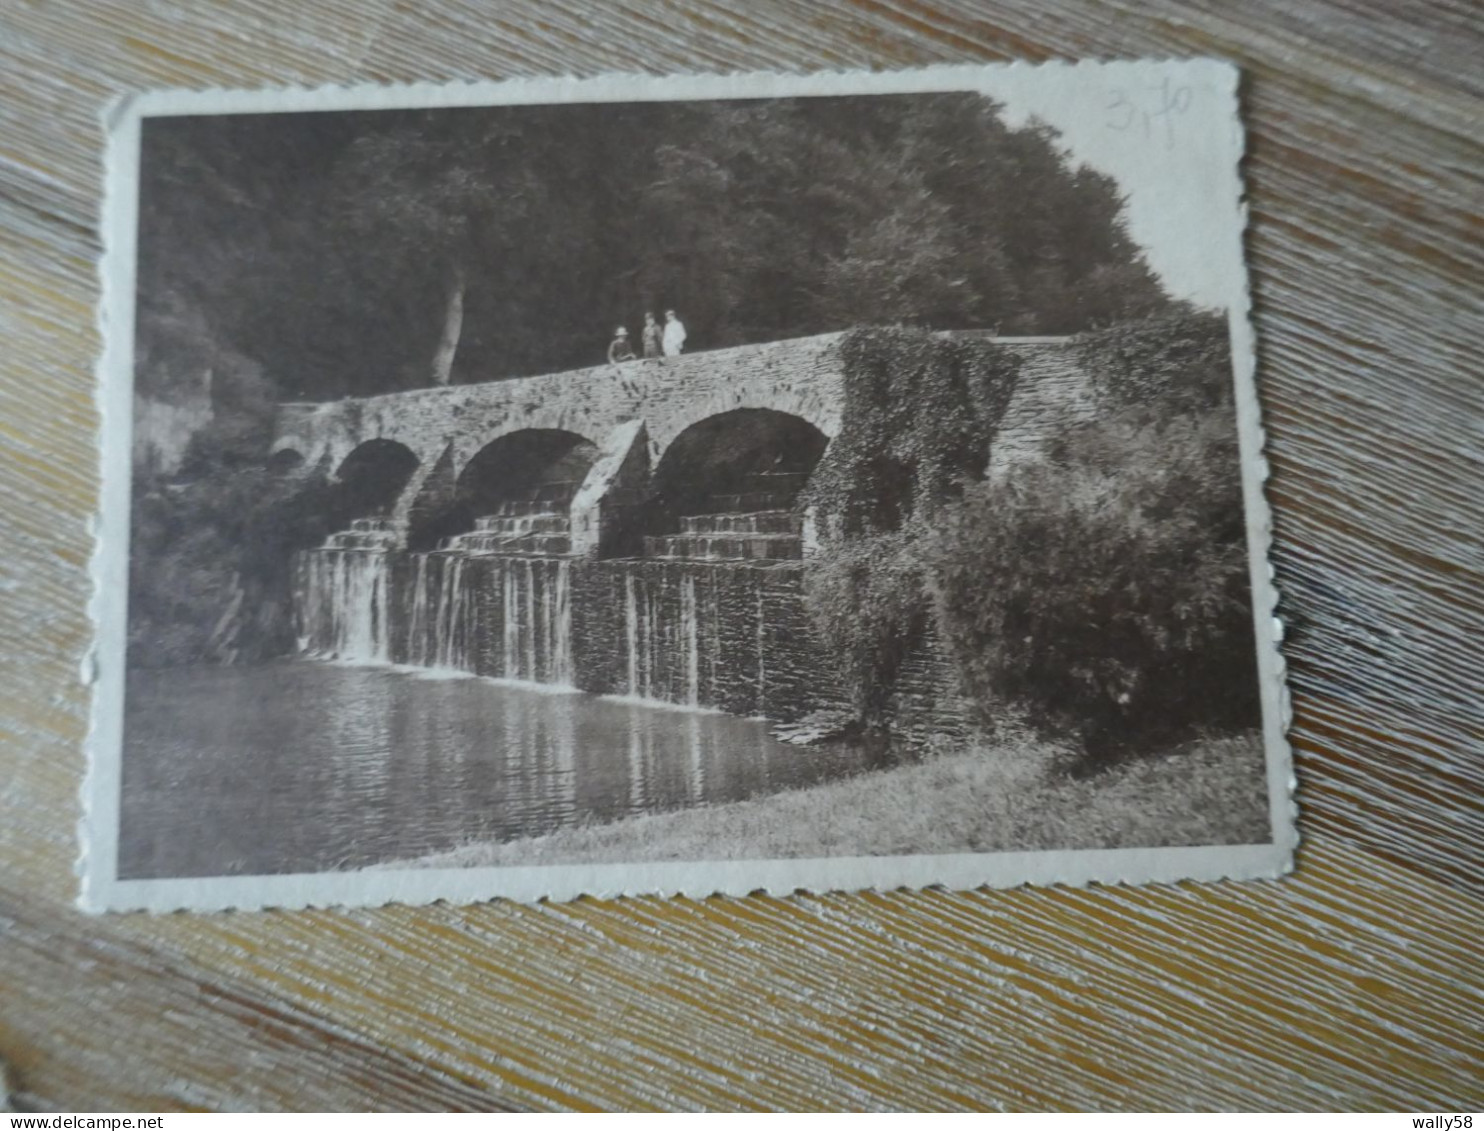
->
[83,60,1296,913]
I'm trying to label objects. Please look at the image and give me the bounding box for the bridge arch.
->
[266,447,306,476]
[407,427,599,552]
[649,408,828,529]
[648,382,840,459]
[458,429,598,512]
[332,438,420,520]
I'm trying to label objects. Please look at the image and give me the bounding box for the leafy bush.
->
[927,314,1259,765]
[128,462,348,667]
[804,531,926,727]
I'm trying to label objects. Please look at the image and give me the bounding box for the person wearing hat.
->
[607,324,637,364]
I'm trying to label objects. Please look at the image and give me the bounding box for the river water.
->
[119,662,881,879]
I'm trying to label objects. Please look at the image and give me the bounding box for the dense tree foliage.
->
[136,93,1172,407]
[130,467,330,666]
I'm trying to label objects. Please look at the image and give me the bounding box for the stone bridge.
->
[271,331,1092,554]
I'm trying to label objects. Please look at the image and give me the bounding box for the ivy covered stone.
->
[804,327,1023,539]
[803,327,1022,728]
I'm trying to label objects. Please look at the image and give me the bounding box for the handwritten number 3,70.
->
[1106,80,1194,148]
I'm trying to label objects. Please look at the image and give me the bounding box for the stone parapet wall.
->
[990,339,1098,475]
[887,625,979,752]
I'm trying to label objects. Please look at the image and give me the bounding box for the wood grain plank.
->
[0,891,522,1112]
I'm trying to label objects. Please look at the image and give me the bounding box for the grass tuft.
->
[380,731,1271,871]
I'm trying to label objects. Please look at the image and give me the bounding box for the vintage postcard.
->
[84,61,1293,912]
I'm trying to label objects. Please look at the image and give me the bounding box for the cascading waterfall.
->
[492,556,574,686]
[522,558,537,681]
[550,560,573,686]
[397,551,472,672]
[403,552,574,685]
[297,548,392,665]
[616,503,803,711]
[681,574,700,708]
[432,553,471,672]
[406,553,431,667]
[625,574,640,698]
[622,567,667,703]
[755,585,767,711]
[618,564,726,710]
[501,557,520,679]
[296,517,397,665]
[296,498,576,688]
[295,496,808,710]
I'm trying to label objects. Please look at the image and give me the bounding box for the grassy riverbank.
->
[385,732,1270,871]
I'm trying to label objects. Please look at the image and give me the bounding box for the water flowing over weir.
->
[294,499,847,721]
[619,567,706,708]
[300,506,578,686]
[275,337,1090,749]
[571,505,839,720]
[396,551,575,682]
[403,552,474,672]
[494,556,574,686]
[295,519,395,665]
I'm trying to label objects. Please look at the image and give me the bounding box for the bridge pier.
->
[569,420,651,559]
[392,442,455,550]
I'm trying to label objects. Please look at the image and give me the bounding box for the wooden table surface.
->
[2,0,1480,1112]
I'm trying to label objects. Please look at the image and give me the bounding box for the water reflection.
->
[120,661,884,879]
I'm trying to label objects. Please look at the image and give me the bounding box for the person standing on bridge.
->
[662,309,687,357]
[607,325,637,364]
[641,311,662,359]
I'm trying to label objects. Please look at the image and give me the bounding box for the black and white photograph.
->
[86,63,1291,910]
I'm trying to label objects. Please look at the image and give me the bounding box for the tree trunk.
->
[430,265,465,386]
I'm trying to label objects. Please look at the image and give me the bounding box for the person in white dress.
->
[661,309,687,357]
